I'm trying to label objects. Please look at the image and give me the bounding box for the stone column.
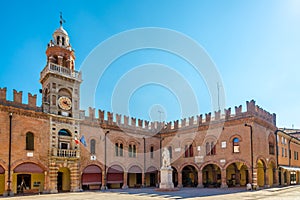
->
[43,171,49,193]
[252,168,258,187]
[177,171,182,188]
[221,169,228,188]
[236,170,241,186]
[142,173,145,187]
[197,170,203,188]
[70,164,81,192]
[287,171,291,185]
[101,170,106,190]
[273,168,279,186]
[264,168,269,188]
[122,172,128,189]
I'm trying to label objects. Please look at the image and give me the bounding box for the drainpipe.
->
[288,137,292,167]
[245,124,253,186]
[103,130,109,190]
[7,113,13,196]
[143,137,146,187]
[274,130,279,168]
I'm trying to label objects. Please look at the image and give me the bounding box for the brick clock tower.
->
[40,15,82,193]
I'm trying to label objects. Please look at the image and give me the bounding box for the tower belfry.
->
[40,14,81,118]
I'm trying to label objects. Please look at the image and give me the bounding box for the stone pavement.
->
[2,185,300,200]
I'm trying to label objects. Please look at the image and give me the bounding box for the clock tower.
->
[40,16,81,119]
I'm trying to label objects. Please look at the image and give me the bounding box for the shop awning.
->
[279,166,300,171]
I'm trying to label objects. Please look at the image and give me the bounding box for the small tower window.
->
[26,132,34,150]
[62,37,65,46]
[56,36,60,45]
[150,146,154,158]
[90,139,96,154]
[233,137,240,153]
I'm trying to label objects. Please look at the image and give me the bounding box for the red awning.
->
[82,173,102,185]
[14,163,43,173]
[107,173,123,183]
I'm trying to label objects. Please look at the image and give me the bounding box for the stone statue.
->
[162,147,170,168]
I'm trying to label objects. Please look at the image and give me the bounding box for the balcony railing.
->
[40,62,82,81]
[52,148,80,158]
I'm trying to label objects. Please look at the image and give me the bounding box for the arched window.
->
[26,132,34,150]
[129,144,137,158]
[150,146,154,158]
[206,141,216,155]
[184,144,193,157]
[62,37,65,46]
[90,139,96,154]
[168,146,172,159]
[58,129,71,136]
[56,36,60,45]
[233,137,240,153]
[115,143,123,157]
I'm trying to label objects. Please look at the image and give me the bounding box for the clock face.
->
[58,96,72,111]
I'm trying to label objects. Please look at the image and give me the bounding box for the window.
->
[115,143,123,157]
[289,150,291,159]
[282,147,284,157]
[150,146,154,158]
[168,146,172,159]
[184,144,193,157]
[129,144,136,158]
[62,37,65,46]
[206,141,216,155]
[285,148,287,157]
[57,36,60,45]
[233,138,240,153]
[269,142,275,155]
[90,139,96,154]
[26,132,34,150]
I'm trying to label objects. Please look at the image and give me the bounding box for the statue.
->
[162,147,170,169]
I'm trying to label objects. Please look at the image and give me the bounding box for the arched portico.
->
[107,165,124,189]
[182,165,197,187]
[82,165,102,190]
[202,164,221,188]
[145,166,158,187]
[127,165,142,188]
[226,162,249,187]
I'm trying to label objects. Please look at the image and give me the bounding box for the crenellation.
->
[116,114,122,125]
[107,112,113,124]
[225,108,231,119]
[205,112,211,122]
[189,116,194,126]
[98,110,104,123]
[131,117,136,126]
[124,115,129,126]
[88,107,95,120]
[181,118,186,127]
[28,93,37,107]
[138,119,143,127]
[13,89,23,104]
[0,87,7,101]
[235,105,242,115]
[246,100,256,113]
[197,115,202,125]
[174,120,179,129]
[214,110,221,120]
[145,120,149,129]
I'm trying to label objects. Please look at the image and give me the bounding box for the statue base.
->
[159,167,174,189]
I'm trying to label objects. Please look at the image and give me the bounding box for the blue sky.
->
[0,0,300,128]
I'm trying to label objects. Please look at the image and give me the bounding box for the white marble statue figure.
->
[162,147,170,168]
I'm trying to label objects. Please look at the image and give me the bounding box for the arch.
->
[107,164,124,189]
[229,134,243,142]
[226,162,249,187]
[82,165,102,190]
[57,167,70,192]
[224,159,251,170]
[13,162,45,194]
[145,166,158,187]
[267,160,276,186]
[182,165,198,187]
[200,161,221,171]
[58,88,72,97]
[179,162,199,172]
[127,165,142,173]
[202,163,221,188]
[257,159,266,187]
[58,129,72,137]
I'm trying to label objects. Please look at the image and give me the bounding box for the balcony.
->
[40,62,82,81]
[51,148,80,158]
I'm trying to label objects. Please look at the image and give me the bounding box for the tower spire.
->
[59,12,66,27]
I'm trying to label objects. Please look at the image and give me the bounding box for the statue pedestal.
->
[159,167,174,189]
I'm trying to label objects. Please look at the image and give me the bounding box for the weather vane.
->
[59,12,66,26]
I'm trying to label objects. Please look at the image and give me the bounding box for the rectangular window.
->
[150,146,154,159]
[129,145,132,157]
[282,147,284,157]
[269,143,274,155]
[119,143,123,157]
[115,143,119,156]
[285,148,287,157]
[184,144,193,157]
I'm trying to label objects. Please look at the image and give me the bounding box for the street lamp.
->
[245,123,254,187]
